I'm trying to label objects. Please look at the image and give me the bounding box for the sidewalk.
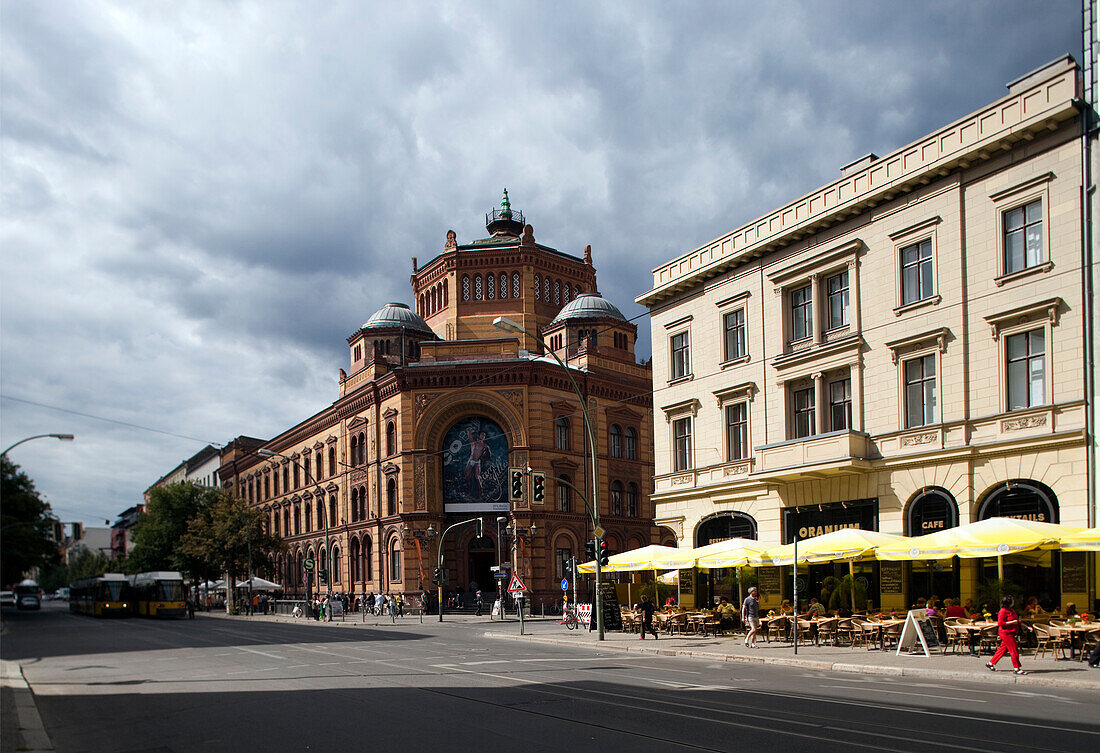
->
[482,620,1100,690]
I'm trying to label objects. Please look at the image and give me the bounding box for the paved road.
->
[2,603,1096,752]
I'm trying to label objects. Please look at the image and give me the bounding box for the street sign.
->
[507,574,527,593]
[303,558,315,571]
[561,578,568,591]
[494,572,508,580]
[593,525,605,539]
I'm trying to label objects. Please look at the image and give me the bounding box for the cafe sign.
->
[906,487,959,536]
[782,499,878,544]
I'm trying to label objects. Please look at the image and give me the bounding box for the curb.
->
[0,660,55,752]
[482,632,1100,690]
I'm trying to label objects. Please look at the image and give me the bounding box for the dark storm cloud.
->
[0,0,1080,521]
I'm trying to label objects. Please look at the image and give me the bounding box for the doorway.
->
[467,535,496,595]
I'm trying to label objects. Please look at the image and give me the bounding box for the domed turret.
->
[550,293,627,325]
[361,302,434,336]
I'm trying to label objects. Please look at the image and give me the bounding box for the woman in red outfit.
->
[986,595,1028,675]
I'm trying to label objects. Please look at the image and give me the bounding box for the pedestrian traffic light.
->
[585,540,596,562]
[433,567,441,585]
[319,569,328,584]
[532,473,545,502]
[598,540,610,566]
[510,469,524,501]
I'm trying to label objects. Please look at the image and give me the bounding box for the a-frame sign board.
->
[896,608,941,657]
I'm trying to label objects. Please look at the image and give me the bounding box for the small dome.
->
[361,302,434,335]
[550,293,627,325]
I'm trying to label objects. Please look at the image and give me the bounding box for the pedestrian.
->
[323,596,332,622]
[638,594,658,639]
[742,586,760,648]
[395,592,404,617]
[377,593,387,616]
[986,595,1028,675]
[1088,637,1100,668]
[186,595,195,619]
[475,590,483,616]
[367,592,375,614]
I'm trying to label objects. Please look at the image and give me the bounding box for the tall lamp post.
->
[495,515,507,620]
[493,315,605,641]
[2,433,75,457]
[436,517,483,622]
[258,449,331,599]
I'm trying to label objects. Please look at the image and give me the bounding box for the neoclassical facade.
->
[219,195,656,605]
[638,57,1095,611]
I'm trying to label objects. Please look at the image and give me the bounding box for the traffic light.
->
[52,521,63,541]
[476,518,484,537]
[598,539,610,566]
[433,567,441,585]
[585,540,596,562]
[532,473,545,502]
[319,569,328,584]
[510,469,524,501]
[72,522,83,541]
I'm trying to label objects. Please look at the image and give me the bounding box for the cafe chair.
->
[766,616,788,643]
[977,625,999,655]
[944,624,969,655]
[816,617,840,646]
[1078,627,1100,663]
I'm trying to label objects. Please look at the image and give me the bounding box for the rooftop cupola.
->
[485,188,525,236]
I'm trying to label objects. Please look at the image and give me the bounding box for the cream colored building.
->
[638,56,1095,613]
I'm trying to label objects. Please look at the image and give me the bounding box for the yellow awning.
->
[875,518,1086,560]
[576,544,682,573]
[693,538,769,569]
[747,529,910,566]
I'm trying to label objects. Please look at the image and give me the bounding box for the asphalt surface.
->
[2,602,1097,753]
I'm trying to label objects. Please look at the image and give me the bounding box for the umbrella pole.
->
[849,560,856,613]
[997,555,1004,581]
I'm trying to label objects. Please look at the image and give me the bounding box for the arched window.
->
[272,510,279,535]
[487,273,495,299]
[264,475,270,499]
[350,538,360,582]
[534,275,541,301]
[328,446,335,476]
[462,275,470,301]
[351,488,359,522]
[443,280,448,306]
[624,427,637,460]
[390,539,402,581]
[609,424,622,458]
[317,499,324,530]
[627,483,639,517]
[554,279,561,305]
[544,277,551,302]
[474,274,483,300]
[499,272,508,299]
[332,546,340,582]
[610,480,623,516]
[350,436,358,466]
[304,503,312,533]
[364,538,373,581]
[512,272,520,297]
[387,477,398,516]
[360,485,368,520]
[557,474,572,513]
[303,455,310,484]
[555,416,570,450]
[294,505,301,535]
[283,508,290,535]
[282,466,288,491]
[329,494,336,529]
[358,431,366,465]
[320,548,328,579]
[386,421,396,456]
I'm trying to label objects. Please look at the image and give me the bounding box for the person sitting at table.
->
[715,597,738,633]
[963,598,979,618]
[1023,596,1042,616]
[779,599,793,615]
[943,598,967,619]
[806,598,829,617]
[912,597,927,610]
[1063,602,1078,618]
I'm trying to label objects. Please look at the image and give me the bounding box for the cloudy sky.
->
[0,1,1082,526]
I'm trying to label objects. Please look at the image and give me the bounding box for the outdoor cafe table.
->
[862,619,906,651]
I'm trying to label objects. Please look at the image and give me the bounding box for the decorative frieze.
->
[671,474,694,486]
[901,432,938,447]
[1001,415,1047,432]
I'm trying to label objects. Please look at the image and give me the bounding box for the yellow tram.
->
[70,574,132,616]
[130,571,186,617]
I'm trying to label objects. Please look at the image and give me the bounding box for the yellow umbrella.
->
[1058,527,1100,552]
[748,529,910,567]
[576,544,681,573]
[694,538,769,569]
[875,518,1085,561]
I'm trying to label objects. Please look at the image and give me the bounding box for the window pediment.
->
[382,407,399,419]
[661,397,700,422]
[713,382,757,407]
[983,297,1061,338]
[382,463,400,476]
[549,457,580,473]
[767,239,862,286]
[885,327,950,364]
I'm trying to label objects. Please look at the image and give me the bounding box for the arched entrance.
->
[696,512,758,607]
[467,535,496,596]
[905,487,961,602]
[977,480,1061,608]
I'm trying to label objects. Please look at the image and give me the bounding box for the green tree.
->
[180,492,284,594]
[38,547,116,592]
[1,456,59,587]
[128,482,221,575]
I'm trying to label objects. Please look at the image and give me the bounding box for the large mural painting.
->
[442,417,510,513]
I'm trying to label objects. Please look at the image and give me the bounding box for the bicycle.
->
[558,605,580,630]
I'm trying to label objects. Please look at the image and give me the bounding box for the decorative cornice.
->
[984,297,1062,338]
[885,327,950,364]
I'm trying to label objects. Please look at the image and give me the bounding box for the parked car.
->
[0,591,15,608]
[14,580,42,610]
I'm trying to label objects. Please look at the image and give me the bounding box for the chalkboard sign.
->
[678,569,693,595]
[757,566,781,599]
[879,562,904,595]
[1062,552,1086,593]
[897,608,941,657]
[596,582,622,631]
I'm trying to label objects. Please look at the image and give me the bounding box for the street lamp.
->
[1,433,75,457]
[258,449,331,602]
[495,515,507,620]
[493,315,605,641]
[436,517,483,622]
[506,518,537,634]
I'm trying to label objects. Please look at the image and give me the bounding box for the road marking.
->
[237,647,284,660]
[819,685,985,703]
